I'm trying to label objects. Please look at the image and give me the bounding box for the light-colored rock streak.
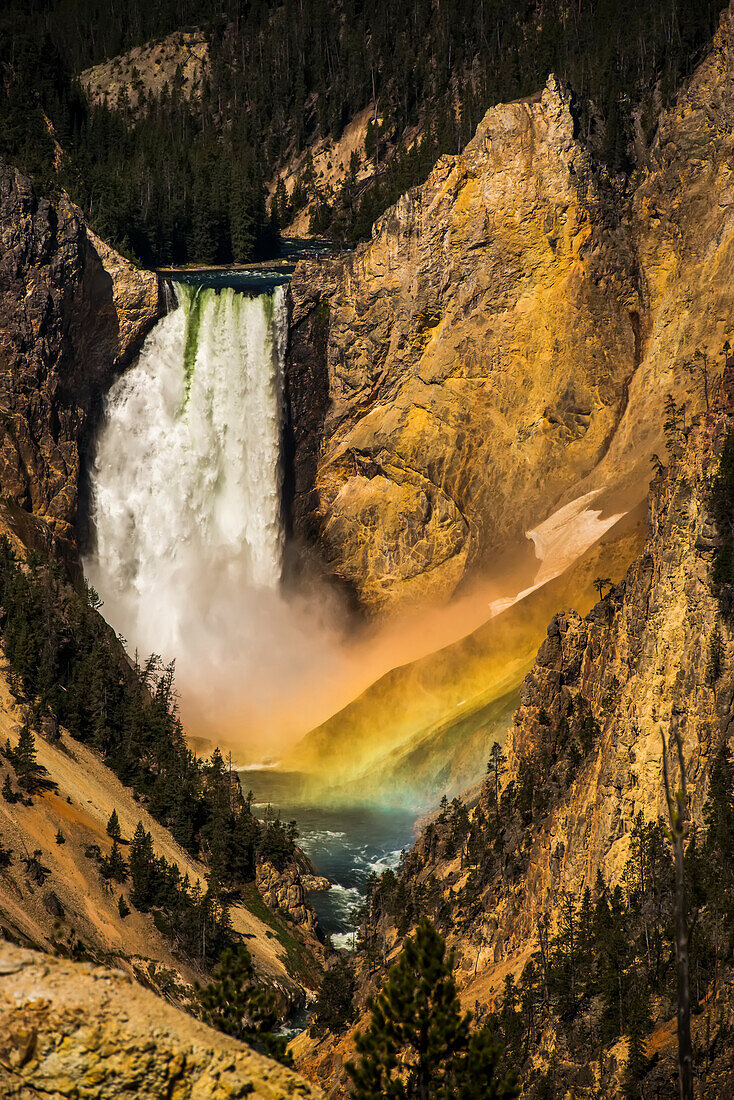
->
[483,493,626,618]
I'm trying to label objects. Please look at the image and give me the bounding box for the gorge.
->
[1,1,734,1096]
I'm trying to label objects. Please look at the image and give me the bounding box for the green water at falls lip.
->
[179,283,204,400]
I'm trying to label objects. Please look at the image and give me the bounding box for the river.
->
[240,769,417,947]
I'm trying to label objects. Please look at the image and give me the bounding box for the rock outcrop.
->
[493,383,733,963]
[80,31,209,112]
[0,164,160,561]
[287,3,734,616]
[256,861,321,936]
[287,77,640,614]
[0,943,321,1099]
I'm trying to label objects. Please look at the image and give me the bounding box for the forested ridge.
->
[0,538,303,971]
[0,0,727,265]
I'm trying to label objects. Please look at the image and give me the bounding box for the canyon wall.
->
[0,165,160,561]
[287,3,734,616]
[293,357,734,1100]
[482,372,734,979]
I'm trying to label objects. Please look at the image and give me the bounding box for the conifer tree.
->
[347,918,517,1099]
[313,959,356,1035]
[196,942,288,1061]
[12,722,49,793]
[103,838,128,883]
[2,774,15,803]
[106,808,122,841]
[487,741,506,816]
[128,821,156,910]
[623,978,651,1099]
[13,723,38,782]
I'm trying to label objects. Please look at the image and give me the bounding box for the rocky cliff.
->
[0,165,160,562]
[287,2,734,617]
[477,371,733,981]
[0,943,321,1099]
[293,356,734,1096]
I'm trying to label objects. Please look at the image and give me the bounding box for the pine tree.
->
[487,742,506,816]
[196,942,288,1061]
[13,723,37,784]
[103,838,128,883]
[128,821,156,910]
[2,774,15,803]
[118,893,130,918]
[623,975,651,1098]
[313,959,356,1035]
[0,836,12,868]
[346,918,517,1099]
[106,808,122,841]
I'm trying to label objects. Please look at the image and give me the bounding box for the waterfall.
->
[85,284,288,695]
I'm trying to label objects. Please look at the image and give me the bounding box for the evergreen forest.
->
[0,0,728,265]
[0,538,300,964]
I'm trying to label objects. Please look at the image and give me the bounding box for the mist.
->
[84,281,636,764]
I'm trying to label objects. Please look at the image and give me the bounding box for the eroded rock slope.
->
[0,943,320,1099]
[287,3,734,616]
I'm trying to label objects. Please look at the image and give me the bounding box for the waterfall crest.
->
[85,283,287,675]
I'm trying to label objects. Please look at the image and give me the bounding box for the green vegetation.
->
[312,958,356,1036]
[196,942,292,1064]
[2,721,55,794]
[359,709,734,1094]
[347,918,518,1099]
[0,535,308,979]
[0,0,726,262]
[0,836,13,869]
[106,808,122,841]
[593,576,613,601]
[0,537,295,877]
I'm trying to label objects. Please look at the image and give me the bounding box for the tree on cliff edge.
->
[661,725,694,1100]
[346,918,518,1099]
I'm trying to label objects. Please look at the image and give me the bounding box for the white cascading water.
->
[84,283,323,753]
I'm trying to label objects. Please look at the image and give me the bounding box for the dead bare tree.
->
[661,723,694,1100]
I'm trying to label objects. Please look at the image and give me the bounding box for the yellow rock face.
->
[288,6,734,616]
[289,77,641,615]
[0,944,321,1099]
